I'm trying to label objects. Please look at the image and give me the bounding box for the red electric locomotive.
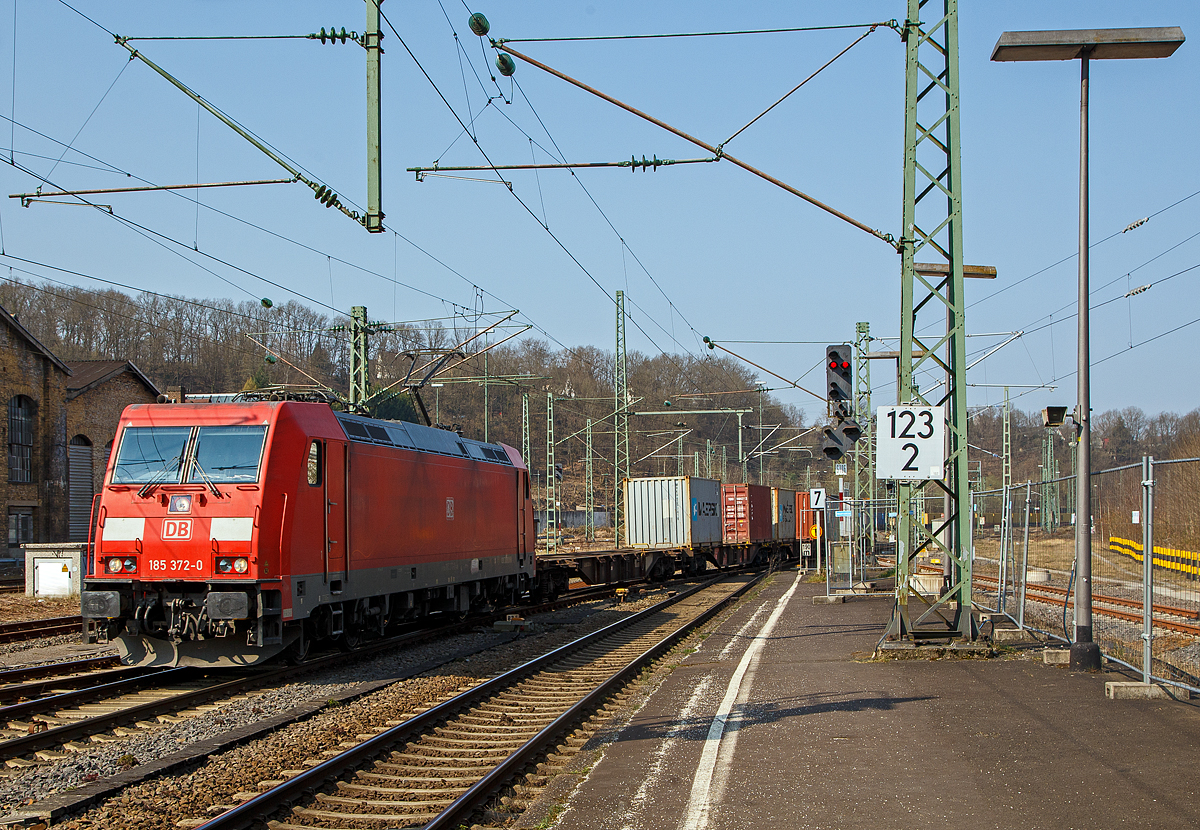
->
[81,400,535,666]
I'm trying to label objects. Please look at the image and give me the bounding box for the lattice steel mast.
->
[614,290,630,546]
[546,391,558,554]
[585,419,595,541]
[888,0,974,642]
[853,321,874,551]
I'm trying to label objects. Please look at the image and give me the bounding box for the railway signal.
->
[826,345,853,418]
[821,344,862,461]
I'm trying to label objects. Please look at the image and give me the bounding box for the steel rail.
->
[0,584,635,763]
[976,574,1200,636]
[0,667,211,761]
[194,570,765,830]
[0,656,120,687]
[0,663,153,706]
[974,574,1200,620]
[426,572,765,829]
[0,616,83,644]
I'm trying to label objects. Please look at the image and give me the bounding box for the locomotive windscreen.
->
[188,425,267,483]
[112,425,267,485]
[111,426,190,483]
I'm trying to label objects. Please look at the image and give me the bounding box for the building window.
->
[8,507,33,557]
[7,396,34,484]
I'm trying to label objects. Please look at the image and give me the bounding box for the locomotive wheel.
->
[337,627,363,652]
[284,624,312,664]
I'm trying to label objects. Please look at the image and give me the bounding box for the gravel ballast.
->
[1,588,681,829]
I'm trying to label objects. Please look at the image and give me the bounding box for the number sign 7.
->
[875,405,945,480]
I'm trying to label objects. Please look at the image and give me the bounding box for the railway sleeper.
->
[454,717,553,730]
[401,744,512,758]
[356,774,479,790]
[291,806,440,824]
[423,735,533,748]
[386,753,499,768]
[434,722,541,735]
[315,793,458,809]
[337,781,468,797]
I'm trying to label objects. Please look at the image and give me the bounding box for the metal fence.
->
[972,456,1200,692]
[824,497,899,595]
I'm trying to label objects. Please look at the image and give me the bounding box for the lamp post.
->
[992,27,1185,671]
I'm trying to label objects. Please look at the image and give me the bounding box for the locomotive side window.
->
[111,427,191,484]
[188,426,268,484]
[307,442,322,486]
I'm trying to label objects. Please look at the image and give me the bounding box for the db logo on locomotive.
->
[162,519,193,541]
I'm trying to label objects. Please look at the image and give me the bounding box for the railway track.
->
[0,579,659,772]
[0,579,22,594]
[975,574,1200,637]
[0,616,83,645]
[0,657,138,706]
[188,569,762,830]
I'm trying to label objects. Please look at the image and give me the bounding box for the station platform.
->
[545,566,1200,830]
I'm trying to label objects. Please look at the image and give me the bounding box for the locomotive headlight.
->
[122,558,137,573]
[106,558,123,574]
[233,558,249,574]
[216,558,233,574]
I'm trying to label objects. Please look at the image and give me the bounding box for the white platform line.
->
[620,676,714,830]
[678,569,803,830]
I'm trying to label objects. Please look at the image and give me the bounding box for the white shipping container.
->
[624,477,722,549]
[772,488,797,541]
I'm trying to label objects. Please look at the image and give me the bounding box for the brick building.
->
[2,305,160,556]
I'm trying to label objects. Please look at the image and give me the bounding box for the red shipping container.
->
[796,491,815,542]
[722,483,773,544]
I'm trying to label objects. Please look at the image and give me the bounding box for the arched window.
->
[7,396,34,483]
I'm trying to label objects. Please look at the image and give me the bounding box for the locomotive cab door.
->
[324,440,348,583]
[517,470,528,567]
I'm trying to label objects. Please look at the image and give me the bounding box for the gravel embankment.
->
[4,589,676,828]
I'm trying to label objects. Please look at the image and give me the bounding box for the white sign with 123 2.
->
[876,405,945,480]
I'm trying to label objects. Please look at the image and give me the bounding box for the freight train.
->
[80,399,819,667]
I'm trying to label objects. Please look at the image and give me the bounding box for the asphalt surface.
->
[553,567,1200,830]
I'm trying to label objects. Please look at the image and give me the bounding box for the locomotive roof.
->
[335,411,518,467]
[117,400,524,469]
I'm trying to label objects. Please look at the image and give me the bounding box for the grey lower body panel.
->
[288,552,533,620]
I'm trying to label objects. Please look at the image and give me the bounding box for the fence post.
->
[1142,455,1155,684]
[1020,482,1031,629]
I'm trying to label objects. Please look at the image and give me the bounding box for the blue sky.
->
[1,2,1196,424]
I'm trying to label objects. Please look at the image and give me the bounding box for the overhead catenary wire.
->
[495,22,897,44]
[42,0,796,415]
[32,5,718,411]
[968,186,1200,310]
[493,41,897,248]
[0,110,476,314]
[379,5,725,397]
[45,57,131,180]
[719,24,881,150]
[7,153,347,313]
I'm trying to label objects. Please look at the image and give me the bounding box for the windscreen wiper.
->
[190,458,224,499]
[137,455,182,499]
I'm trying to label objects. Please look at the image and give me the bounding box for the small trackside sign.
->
[446,498,455,520]
[162,519,193,540]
